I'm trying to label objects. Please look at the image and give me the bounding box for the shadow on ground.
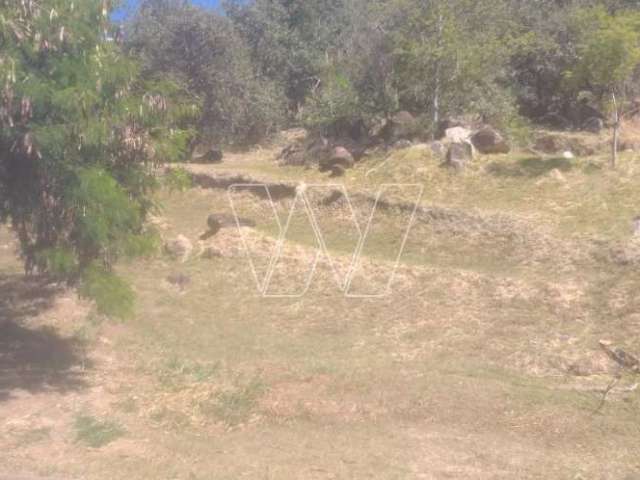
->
[486,157,574,177]
[0,274,88,402]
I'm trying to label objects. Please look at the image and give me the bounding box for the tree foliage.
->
[0,0,194,316]
[566,6,640,98]
[128,0,286,144]
[122,0,640,142]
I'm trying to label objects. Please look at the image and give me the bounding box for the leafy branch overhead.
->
[0,0,196,317]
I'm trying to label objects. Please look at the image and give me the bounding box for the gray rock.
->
[429,141,446,157]
[207,214,222,234]
[200,149,223,163]
[278,144,306,166]
[165,234,193,262]
[329,164,346,177]
[367,116,388,140]
[199,214,223,240]
[319,146,354,173]
[436,116,480,139]
[392,139,413,150]
[383,111,418,142]
[582,116,604,134]
[445,126,472,143]
[445,142,473,170]
[166,273,191,290]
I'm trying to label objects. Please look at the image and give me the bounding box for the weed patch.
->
[74,415,126,448]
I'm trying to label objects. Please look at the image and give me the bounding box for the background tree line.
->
[128,0,640,144]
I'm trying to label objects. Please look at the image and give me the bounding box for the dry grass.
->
[2,137,640,478]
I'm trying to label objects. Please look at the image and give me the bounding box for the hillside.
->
[2,138,640,479]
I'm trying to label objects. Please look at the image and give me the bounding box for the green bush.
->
[163,167,193,192]
[0,0,193,317]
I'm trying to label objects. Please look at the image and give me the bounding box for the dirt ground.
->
[1,142,640,479]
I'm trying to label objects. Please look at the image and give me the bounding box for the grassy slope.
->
[2,143,640,479]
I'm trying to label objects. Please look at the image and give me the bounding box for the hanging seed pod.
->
[12,132,35,156]
[24,132,34,156]
[49,9,58,22]
[59,26,65,43]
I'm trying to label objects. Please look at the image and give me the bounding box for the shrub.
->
[163,167,193,192]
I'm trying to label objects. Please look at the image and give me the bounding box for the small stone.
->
[166,273,191,290]
[165,234,193,262]
[207,214,222,235]
[633,216,640,237]
[202,246,223,259]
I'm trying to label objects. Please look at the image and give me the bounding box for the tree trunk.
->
[432,12,444,139]
[611,92,620,169]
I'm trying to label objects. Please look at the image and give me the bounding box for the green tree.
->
[301,0,400,133]
[0,0,194,317]
[389,0,521,135]
[566,6,640,167]
[129,0,285,144]
[224,0,351,115]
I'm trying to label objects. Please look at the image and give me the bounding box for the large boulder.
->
[445,126,472,143]
[382,111,419,142]
[319,146,355,174]
[582,117,604,134]
[436,116,481,139]
[367,116,389,141]
[534,134,564,154]
[445,141,474,170]
[192,147,223,164]
[278,143,306,166]
[471,127,510,154]
[203,149,223,163]
[306,136,330,163]
[566,101,604,128]
[392,139,413,150]
[279,135,329,167]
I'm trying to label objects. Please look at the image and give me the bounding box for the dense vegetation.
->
[130,0,640,142]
